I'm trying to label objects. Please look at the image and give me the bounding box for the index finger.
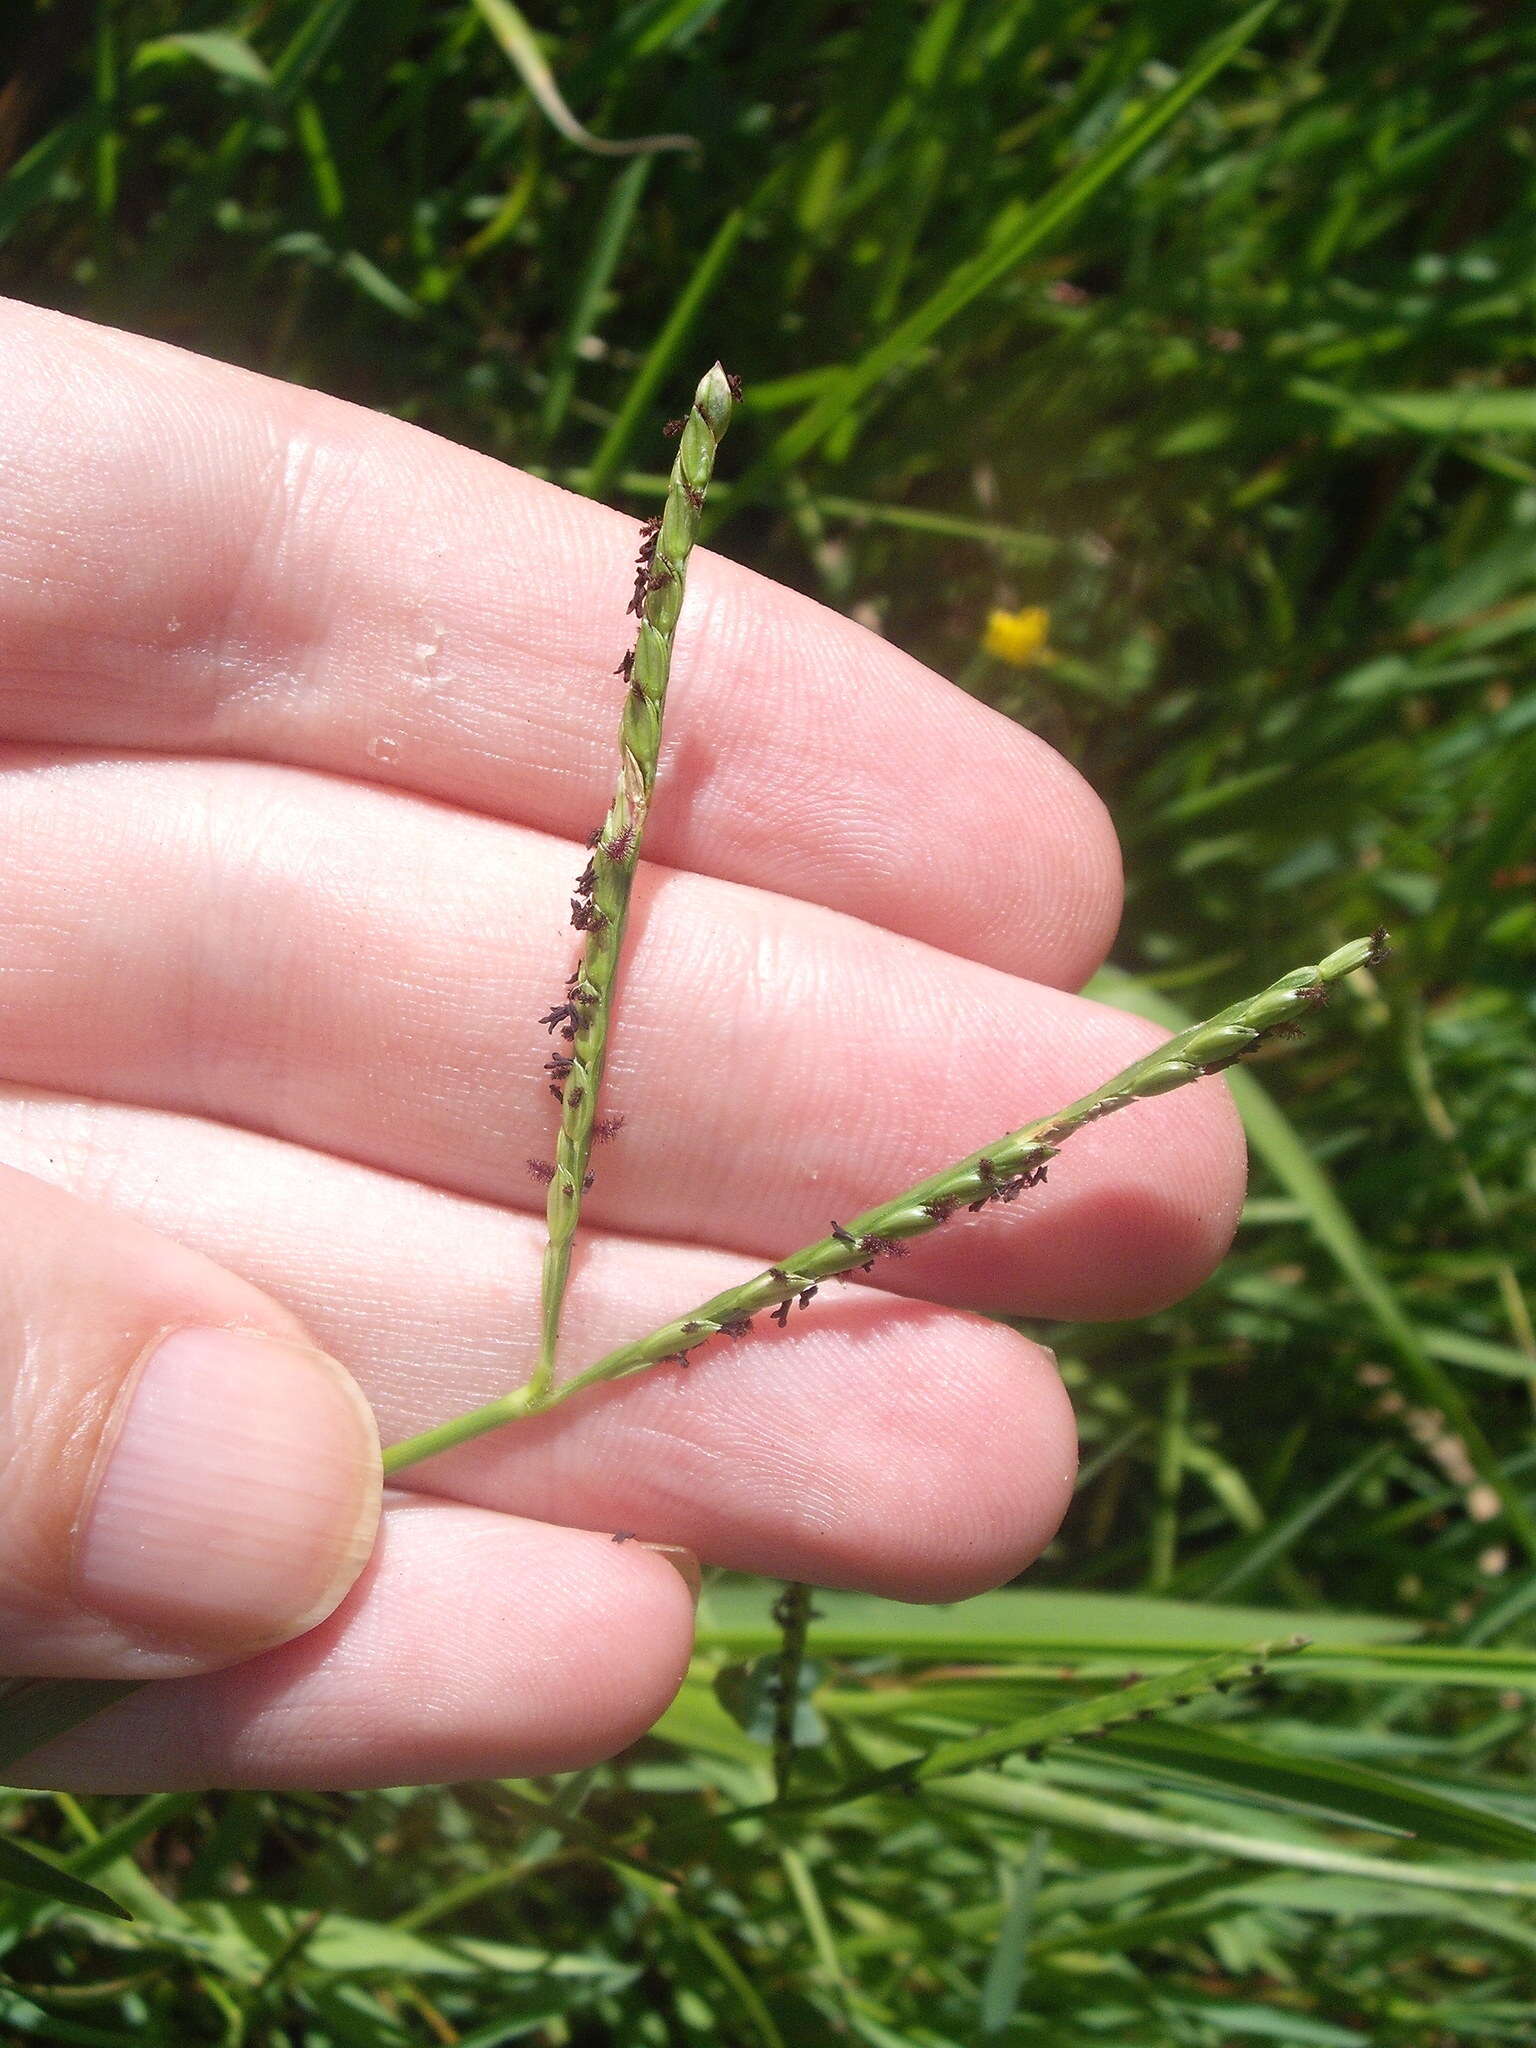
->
[0,298,1120,988]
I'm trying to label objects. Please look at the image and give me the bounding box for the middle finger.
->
[0,748,1244,1320]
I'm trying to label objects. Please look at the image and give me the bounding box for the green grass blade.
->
[469,0,696,156]
[1192,1441,1398,1600]
[0,1836,129,1920]
[748,0,1280,487]
[539,155,652,445]
[1091,963,1536,1561]
[979,1830,1046,2036]
[583,205,749,499]
[1096,1721,1536,1859]
[936,1775,1536,1900]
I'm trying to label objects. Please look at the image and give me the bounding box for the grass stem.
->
[386,933,1390,1475]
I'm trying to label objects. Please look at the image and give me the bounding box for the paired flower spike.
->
[383,930,1389,1474]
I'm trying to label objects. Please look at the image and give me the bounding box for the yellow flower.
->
[983,605,1052,667]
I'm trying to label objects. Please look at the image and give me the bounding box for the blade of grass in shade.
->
[133,0,366,281]
[293,95,344,223]
[738,0,1280,493]
[539,156,652,447]
[469,0,697,156]
[1090,962,1536,1563]
[1182,1441,1398,1602]
[0,1678,138,1775]
[583,206,750,499]
[1293,380,1536,438]
[130,31,274,88]
[1427,726,1536,975]
[1288,378,1536,486]
[0,111,105,248]
[1037,1874,1536,1968]
[779,1848,849,2005]
[0,1835,129,1920]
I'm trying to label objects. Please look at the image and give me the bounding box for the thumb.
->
[1,1163,381,1679]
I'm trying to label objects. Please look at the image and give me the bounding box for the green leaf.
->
[1294,380,1536,438]
[980,1831,1047,2036]
[0,111,104,247]
[1095,1721,1536,1859]
[583,205,749,499]
[696,1582,1536,1688]
[936,1774,1536,1900]
[469,0,696,156]
[336,249,422,321]
[697,1578,1413,1660]
[1169,2003,1365,2045]
[132,32,274,88]
[0,1835,129,1920]
[540,155,653,444]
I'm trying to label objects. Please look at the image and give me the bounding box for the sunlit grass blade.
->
[934,1774,1536,1901]
[1096,1721,1536,1859]
[538,154,652,446]
[468,0,697,156]
[583,205,749,499]
[690,1582,1536,1689]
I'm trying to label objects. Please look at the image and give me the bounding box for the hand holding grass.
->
[532,363,737,1399]
[0,301,1355,1793]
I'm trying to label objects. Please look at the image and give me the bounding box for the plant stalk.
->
[531,363,737,1401]
[388,933,1389,1475]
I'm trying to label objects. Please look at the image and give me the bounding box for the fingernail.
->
[640,1542,701,1607]
[75,1327,381,1658]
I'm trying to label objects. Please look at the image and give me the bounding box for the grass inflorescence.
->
[531,363,737,1401]
[385,934,1391,1470]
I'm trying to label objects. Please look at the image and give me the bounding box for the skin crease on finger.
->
[0,296,1122,991]
[0,749,1247,1322]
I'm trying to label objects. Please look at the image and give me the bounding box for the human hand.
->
[0,300,1244,1791]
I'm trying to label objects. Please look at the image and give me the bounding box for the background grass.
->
[1,1,1535,2041]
